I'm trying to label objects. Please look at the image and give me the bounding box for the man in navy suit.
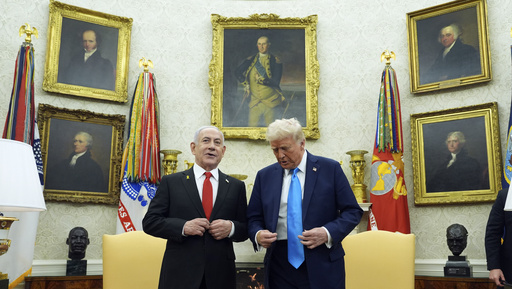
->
[247,118,363,289]
[143,126,248,289]
[485,189,512,286]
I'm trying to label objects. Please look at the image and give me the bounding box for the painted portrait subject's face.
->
[257,36,270,54]
[82,30,98,52]
[191,128,226,171]
[439,27,456,48]
[270,136,305,170]
[73,134,89,154]
[446,135,462,154]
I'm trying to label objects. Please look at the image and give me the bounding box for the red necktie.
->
[202,172,213,219]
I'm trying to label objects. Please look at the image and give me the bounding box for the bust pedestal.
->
[444,255,472,277]
[66,259,87,276]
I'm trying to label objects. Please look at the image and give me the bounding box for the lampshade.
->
[0,139,46,212]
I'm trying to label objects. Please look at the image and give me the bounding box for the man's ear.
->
[66,238,70,245]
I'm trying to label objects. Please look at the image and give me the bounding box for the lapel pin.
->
[226,179,229,183]
[313,167,317,172]
[186,175,190,179]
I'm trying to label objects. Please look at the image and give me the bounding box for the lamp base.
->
[0,278,8,289]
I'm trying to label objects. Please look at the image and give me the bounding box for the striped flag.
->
[368,64,411,234]
[1,41,45,289]
[116,72,161,233]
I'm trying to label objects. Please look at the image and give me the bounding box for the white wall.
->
[2,0,510,275]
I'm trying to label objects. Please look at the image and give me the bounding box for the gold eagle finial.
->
[139,57,154,72]
[19,23,38,43]
[380,50,395,65]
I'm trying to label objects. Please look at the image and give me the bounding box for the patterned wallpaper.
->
[1,0,511,263]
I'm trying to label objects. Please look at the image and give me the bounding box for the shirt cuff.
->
[322,226,333,248]
[228,221,235,238]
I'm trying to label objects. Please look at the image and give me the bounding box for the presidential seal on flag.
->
[370,152,407,200]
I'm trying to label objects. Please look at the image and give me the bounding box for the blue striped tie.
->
[287,167,304,268]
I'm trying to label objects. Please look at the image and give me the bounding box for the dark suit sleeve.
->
[229,177,248,242]
[142,175,187,243]
[322,162,363,244]
[485,189,506,270]
[247,170,266,250]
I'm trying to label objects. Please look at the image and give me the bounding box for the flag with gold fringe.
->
[504,46,512,212]
[117,71,161,233]
[0,37,44,289]
[368,63,411,234]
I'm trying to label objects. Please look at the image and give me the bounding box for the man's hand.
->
[183,218,210,236]
[489,268,506,286]
[208,219,232,240]
[257,230,277,248]
[299,227,328,249]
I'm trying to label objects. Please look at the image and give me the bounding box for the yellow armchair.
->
[103,231,166,289]
[342,230,415,289]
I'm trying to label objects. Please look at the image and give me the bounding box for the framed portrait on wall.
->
[43,1,132,102]
[38,104,125,204]
[406,0,491,93]
[410,102,501,205]
[209,14,320,140]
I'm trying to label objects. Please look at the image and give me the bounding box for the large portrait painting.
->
[209,14,320,140]
[38,104,125,204]
[43,1,132,102]
[406,0,491,93]
[410,102,501,205]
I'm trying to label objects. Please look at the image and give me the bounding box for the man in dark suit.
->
[59,29,115,90]
[485,189,512,286]
[426,131,485,192]
[423,24,481,84]
[143,126,248,289]
[45,131,105,192]
[247,118,363,289]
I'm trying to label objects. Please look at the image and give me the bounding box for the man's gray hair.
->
[446,131,466,145]
[439,24,461,42]
[193,126,224,144]
[266,118,305,144]
[76,131,93,147]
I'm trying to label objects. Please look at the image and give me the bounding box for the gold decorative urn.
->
[346,150,368,203]
[160,150,182,175]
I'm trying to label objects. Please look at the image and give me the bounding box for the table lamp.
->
[0,139,46,288]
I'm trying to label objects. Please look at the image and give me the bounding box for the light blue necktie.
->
[287,167,304,269]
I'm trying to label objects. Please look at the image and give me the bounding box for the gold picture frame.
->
[43,1,132,102]
[406,0,491,93]
[209,14,320,140]
[38,104,125,204]
[410,102,501,205]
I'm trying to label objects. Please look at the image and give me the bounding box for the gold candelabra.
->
[346,150,368,203]
[184,160,194,170]
[160,150,182,175]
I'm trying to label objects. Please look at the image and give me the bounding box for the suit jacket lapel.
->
[270,164,284,232]
[303,151,319,220]
[181,168,206,217]
[211,170,229,219]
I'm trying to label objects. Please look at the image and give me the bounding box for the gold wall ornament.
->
[19,23,38,43]
[380,50,395,65]
[346,150,369,203]
[229,174,247,181]
[139,57,154,72]
[160,150,182,175]
[184,160,194,170]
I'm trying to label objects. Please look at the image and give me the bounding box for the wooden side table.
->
[415,275,495,289]
[24,275,102,289]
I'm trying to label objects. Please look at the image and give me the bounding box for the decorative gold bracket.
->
[139,57,154,72]
[19,23,38,43]
[380,50,395,65]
